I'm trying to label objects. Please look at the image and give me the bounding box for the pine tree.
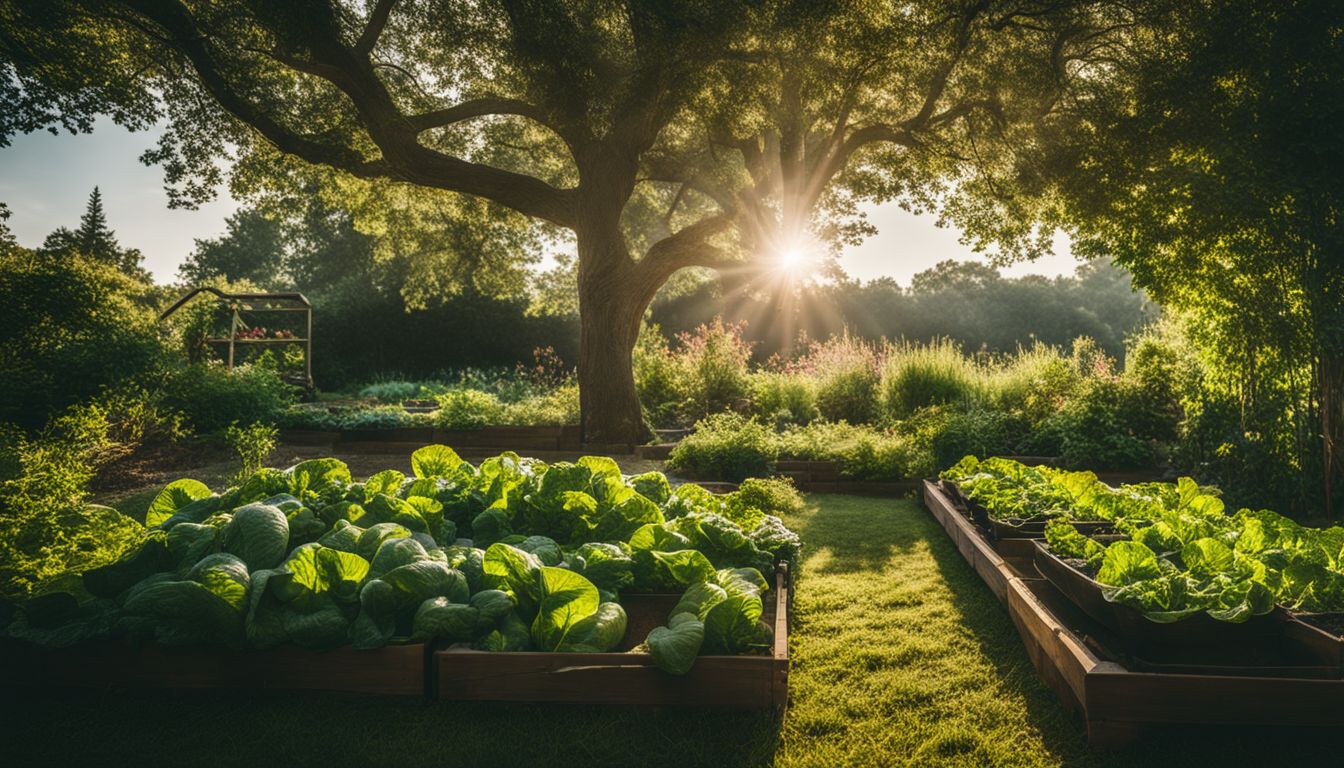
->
[74,186,116,262]
[41,187,146,278]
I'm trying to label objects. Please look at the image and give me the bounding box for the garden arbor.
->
[160,286,314,390]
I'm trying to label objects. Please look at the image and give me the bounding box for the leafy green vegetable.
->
[221,503,289,571]
[531,566,600,651]
[647,620,705,675]
[411,444,464,478]
[7,450,799,667]
[145,479,212,528]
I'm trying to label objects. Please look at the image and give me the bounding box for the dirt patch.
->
[92,438,236,495]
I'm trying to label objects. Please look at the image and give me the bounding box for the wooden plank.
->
[925,479,1013,602]
[436,650,778,708]
[278,429,338,446]
[0,642,428,697]
[434,566,790,709]
[1085,670,1344,727]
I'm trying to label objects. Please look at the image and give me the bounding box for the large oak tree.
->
[1,0,1119,444]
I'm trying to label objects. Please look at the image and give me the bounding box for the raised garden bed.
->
[923,479,1344,745]
[433,565,790,710]
[1032,541,1292,652]
[940,478,1112,540]
[0,640,429,697]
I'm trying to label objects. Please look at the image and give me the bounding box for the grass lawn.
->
[3,494,1340,767]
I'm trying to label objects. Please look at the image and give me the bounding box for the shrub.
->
[225,422,278,484]
[776,421,930,481]
[501,383,580,426]
[0,402,150,600]
[89,385,188,452]
[633,324,687,427]
[435,389,505,430]
[676,319,752,420]
[988,344,1081,426]
[0,252,167,429]
[359,380,423,403]
[1039,377,1154,469]
[750,371,818,428]
[923,406,1027,470]
[731,476,807,520]
[667,413,777,482]
[162,363,296,434]
[805,334,881,424]
[280,404,433,431]
[1122,326,1195,443]
[881,339,982,419]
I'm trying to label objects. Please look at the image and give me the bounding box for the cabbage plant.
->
[3,446,800,675]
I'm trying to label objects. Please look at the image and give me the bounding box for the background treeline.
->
[652,259,1152,363]
[173,203,1153,385]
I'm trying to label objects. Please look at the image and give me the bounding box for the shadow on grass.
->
[1,686,782,768]
[916,497,1344,768]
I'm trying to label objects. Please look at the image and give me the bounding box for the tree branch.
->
[355,0,398,55]
[120,0,578,228]
[122,0,385,177]
[410,97,555,133]
[900,0,988,132]
[639,212,738,282]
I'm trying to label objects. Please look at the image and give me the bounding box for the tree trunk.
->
[575,224,651,448]
[1318,350,1344,521]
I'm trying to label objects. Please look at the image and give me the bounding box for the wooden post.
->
[227,307,239,370]
[305,303,313,389]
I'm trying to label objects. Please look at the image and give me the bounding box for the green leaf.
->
[560,601,627,652]
[482,543,544,609]
[629,471,672,504]
[650,550,717,586]
[568,542,634,594]
[531,566,600,651]
[286,458,352,501]
[517,535,563,566]
[355,522,412,561]
[1096,541,1163,586]
[146,479,212,528]
[647,620,704,675]
[672,581,728,620]
[412,444,464,478]
[702,593,764,653]
[471,505,513,547]
[1181,537,1235,578]
[364,469,406,499]
[470,589,516,629]
[221,503,290,571]
[474,611,532,651]
[411,597,480,642]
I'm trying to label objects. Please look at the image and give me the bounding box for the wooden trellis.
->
[160,287,314,389]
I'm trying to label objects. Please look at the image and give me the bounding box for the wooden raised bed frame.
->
[0,641,429,697]
[433,565,791,710]
[923,479,1344,746]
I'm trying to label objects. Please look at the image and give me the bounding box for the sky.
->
[0,119,1081,285]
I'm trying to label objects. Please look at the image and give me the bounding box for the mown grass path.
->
[3,495,1340,766]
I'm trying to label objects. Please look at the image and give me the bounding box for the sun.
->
[778,247,806,271]
[772,236,823,279]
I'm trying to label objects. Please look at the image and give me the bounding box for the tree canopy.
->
[980,0,1344,514]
